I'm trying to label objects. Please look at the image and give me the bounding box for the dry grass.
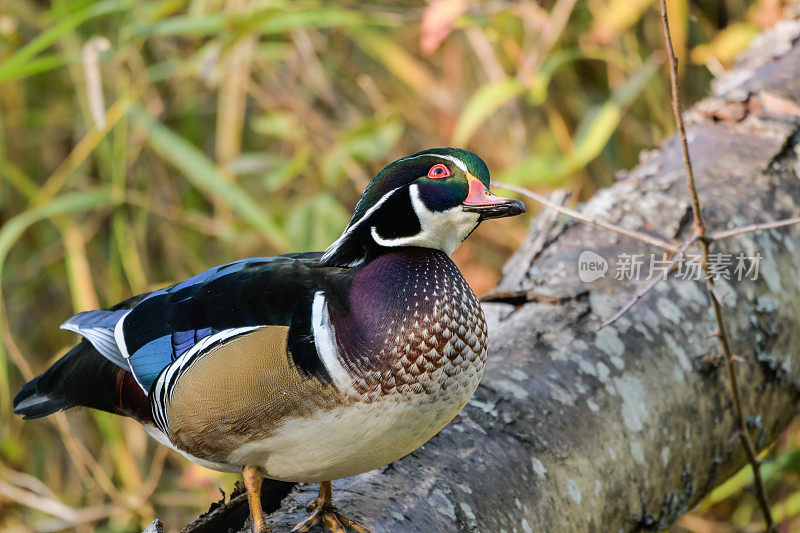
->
[0,0,795,531]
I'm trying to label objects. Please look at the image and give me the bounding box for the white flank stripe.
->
[311,291,352,391]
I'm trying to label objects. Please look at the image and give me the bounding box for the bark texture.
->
[179,19,800,533]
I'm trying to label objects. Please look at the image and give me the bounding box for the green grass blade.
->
[452,78,525,145]
[498,58,659,187]
[0,0,128,83]
[0,54,72,83]
[134,6,365,38]
[256,7,365,34]
[131,108,289,250]
[350,28,449,108]
[568,56,660,173]
[131,14,225,37]
[0,191,114,281]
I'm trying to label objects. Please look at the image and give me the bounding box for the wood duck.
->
[13,148,524,532]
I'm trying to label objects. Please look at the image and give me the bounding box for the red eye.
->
[427,164,450,179]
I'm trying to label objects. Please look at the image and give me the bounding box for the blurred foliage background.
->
[0,0,797,531]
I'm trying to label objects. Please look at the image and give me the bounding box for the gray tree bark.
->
[176,18,800,533]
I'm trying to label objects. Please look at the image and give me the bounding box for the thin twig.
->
[0,478,117,525]
[597,235,698,330]
[661,23,704,235]
[0,466,60,501]
[2,297,123,505]
[491,181,680,252]
[52,414,124,504]
[659,1,774,530]
[710,217,800,241]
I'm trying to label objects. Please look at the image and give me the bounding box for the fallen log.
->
[177,18,800,533]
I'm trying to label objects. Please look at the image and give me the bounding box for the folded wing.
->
[61,253,323,395]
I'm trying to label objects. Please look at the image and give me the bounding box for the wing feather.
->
[61,310,130,368]
[116,253,322,395]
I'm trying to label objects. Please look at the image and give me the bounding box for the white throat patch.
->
[370,184,479,255]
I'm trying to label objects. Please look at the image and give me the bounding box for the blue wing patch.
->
[61,309,225,391]
[149,325,263,433]
[172,328,214,358]
[126,328,220,391]
[126,335,175,391]
[61,309,224,391]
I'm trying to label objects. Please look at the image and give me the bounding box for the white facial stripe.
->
[400,153,468,173]
[370,184,479,255]
[311,291,353,390]
[321,187,401,262]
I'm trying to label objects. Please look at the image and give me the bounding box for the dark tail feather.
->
[13,378,63,419]
[13,340,127,420]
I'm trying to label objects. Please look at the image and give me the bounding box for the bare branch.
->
[660,3,705,238]
[597,235,698,330]
[710,217,800,241]
[659,1,774,529]
[491,181,680,252]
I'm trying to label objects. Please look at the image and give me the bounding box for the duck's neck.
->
[329,247,488,399]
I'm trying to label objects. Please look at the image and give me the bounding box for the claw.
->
[306,495,321,512]
[291,506,364,533]
[337,514,370,533]
[290,481,370,533]
[321,511,347,533]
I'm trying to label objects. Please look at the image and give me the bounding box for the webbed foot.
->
[290,481,369,533]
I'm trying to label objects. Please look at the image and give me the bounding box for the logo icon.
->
[578,250,608,282]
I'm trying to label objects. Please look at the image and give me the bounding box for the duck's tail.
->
[13,340,150,422]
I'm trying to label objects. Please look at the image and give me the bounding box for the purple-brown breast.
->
[330,248,488,401]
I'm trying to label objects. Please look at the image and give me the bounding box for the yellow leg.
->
[243,466,271,533]
[291,481,370,533]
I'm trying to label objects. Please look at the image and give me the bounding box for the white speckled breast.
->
[333,247,488,405]
[227,249,489,482]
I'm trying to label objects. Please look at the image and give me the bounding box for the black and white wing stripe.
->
[150,326,263,434]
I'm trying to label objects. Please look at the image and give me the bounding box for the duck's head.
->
[322,148,524,267]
